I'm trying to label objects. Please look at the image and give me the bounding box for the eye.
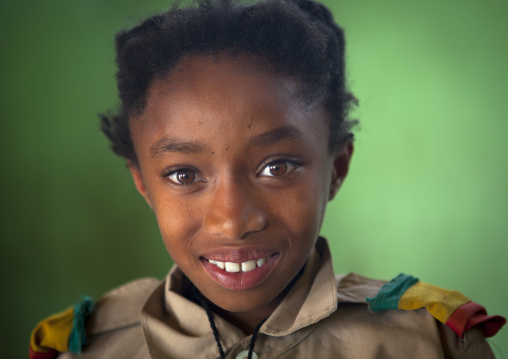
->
[165,168,204,185]
[258,159,299,178]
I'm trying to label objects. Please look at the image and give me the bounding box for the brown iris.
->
[176,170,196,184]
[269,161,288,176]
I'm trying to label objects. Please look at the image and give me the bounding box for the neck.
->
[208,293,283,335]
[204,267,304,334]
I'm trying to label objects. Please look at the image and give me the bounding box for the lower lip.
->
[200,254,280,291]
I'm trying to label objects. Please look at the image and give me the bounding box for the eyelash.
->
[162,166,205,186]
[161,156,303,186]
[257,156,302,178]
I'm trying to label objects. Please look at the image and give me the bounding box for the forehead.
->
[168,54,297,94]
[131,55,329,154]
[147,55,301,116]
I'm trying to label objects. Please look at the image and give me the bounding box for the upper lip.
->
[200,247,278,263]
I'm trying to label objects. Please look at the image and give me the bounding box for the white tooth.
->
[225,262,240,273]
[256,257,266,267]
[209,260,217,265]
[216,261,225,269]
[241,260,256,272]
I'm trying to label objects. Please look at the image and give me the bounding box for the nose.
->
[204,177,267,240]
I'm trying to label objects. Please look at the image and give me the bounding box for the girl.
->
[30,0,504,358]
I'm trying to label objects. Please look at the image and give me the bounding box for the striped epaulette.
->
[366,274,506,338]
[30,297,94,359]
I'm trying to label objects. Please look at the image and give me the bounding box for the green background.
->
[1,0,506,357]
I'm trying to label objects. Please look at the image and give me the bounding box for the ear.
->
[127,160,153,209]
[329,142,354,201]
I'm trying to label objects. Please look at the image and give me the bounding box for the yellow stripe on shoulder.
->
[398,281,470,323]
[30,306,74,353]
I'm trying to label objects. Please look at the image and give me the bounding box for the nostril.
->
[203,181,267,239]
[204,208,266,240]
[240,213,267,239]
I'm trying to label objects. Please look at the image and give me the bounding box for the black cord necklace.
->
[197,293,267,359]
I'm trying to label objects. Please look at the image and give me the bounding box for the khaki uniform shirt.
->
[59,238,494,358]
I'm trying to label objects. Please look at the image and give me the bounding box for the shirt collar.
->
[261,237,337,336]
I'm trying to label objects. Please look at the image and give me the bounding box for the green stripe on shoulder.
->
[69,296,94,353]
[366,274,418,312]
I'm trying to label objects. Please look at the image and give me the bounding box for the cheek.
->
[279,175,329,244]
[152,196,200,263]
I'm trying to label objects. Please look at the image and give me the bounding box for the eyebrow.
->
[248,125,305,147]
[150,125,305,158]
[150,138,207,158]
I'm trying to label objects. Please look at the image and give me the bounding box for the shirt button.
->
[236,350,259,359]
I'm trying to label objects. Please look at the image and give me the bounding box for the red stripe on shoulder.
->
[29,346,59,359]
[445,301,506,338]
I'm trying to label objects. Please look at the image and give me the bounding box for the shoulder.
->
[84,277,160,336]
[30,277,161,359]
[318,273,504,358]
[335,272,387,303]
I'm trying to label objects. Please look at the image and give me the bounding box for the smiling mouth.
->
[199,249,281,290]
[207,255,274,273]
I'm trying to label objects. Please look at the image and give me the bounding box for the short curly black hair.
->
[100,0,357,164]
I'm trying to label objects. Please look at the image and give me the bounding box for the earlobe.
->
[127,160,153,209]
[329,142,354,201]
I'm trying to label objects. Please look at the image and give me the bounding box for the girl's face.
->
[129,55,351,320]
